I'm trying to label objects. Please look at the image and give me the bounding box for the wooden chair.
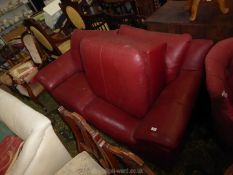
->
[105,12,146,29]
[59,1,111,31]
[58,106,156,175]
[97,0,139,15]
[24,18,71,56]
[21,31,49,66]
[0,40,27,68]
[9,61,44,105]
[98,0,161,18]
[95,0,146,28]
[0,31,50,108]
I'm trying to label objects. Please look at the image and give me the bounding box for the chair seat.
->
[55,151,106,175]
[58,40,71,54]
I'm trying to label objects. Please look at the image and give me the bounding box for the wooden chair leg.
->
[217,0,229,14]
[21,83,47,112]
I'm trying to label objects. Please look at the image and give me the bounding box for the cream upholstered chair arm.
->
[0,89,71,175]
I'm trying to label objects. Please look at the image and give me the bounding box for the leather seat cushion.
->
[134,101,191,150]
[83,98,139,145]
[134,70,202,150]
[119,25,192,83]
[81,34,166,118]
[52,72,95,115]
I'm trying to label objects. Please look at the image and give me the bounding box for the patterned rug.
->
[7,88,233,175]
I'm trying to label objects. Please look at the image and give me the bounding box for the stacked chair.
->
[58,106,156,175]
[59,1,111,30]
[23,18,71,56]
[0,31,50,108]
[59,0,146,30]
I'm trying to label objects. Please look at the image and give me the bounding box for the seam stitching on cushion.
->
[99,46,107,98]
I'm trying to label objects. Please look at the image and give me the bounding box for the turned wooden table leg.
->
[217,0,229,14]
[190,0,201,21]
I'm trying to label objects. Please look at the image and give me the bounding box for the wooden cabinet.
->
[145,1,233,41]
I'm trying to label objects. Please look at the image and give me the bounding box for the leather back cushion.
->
[119,25,192,83]
[81,35,166,118]
[71,29,118,71]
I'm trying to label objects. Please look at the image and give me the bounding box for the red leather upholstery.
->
[81,35,166,118]
[52,72,95,115]
[36,26,213,158]
[71,29,118,71]
[83,98,139,145]
[36,51,78,92]
[206,37,233,148]
[118,25,192,83]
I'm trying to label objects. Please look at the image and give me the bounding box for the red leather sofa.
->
[206,37,233,150]
[36,25,213,158]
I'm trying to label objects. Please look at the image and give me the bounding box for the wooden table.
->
[145,1,233,41]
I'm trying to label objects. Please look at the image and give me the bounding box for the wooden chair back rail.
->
[59,108,107,165]
[58,106,156,175]
[21,31,48,66]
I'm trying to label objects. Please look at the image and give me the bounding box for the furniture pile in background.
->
[0,29,51,108]
[36,25,213,164]
[0,0,232,174]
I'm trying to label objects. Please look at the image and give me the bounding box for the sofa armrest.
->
[181,39,213,71]
[36,51,79,92]
[11,126,71,175]
[134,70,202,150]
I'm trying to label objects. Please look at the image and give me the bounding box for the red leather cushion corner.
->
[119,25,192,83]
